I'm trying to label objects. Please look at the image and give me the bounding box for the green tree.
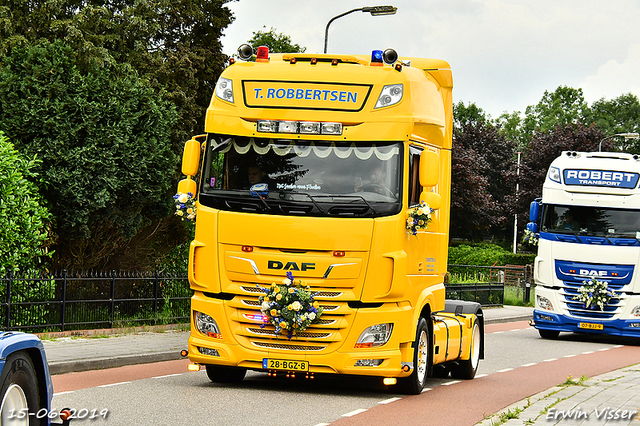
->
[0,0,235,152]
[0,131,51,274]
[247,26,306,53]
[591,93,640,153]
[0,40,179,269]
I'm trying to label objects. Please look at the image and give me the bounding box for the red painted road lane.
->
[331,345,640,426]
[485,320,530,333]
[52,359,192,393]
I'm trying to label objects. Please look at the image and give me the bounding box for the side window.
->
[408,145,423,206]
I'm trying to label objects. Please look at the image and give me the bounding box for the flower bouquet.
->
[173,192,197,221]
[523,229,539,246]
[573,277,618,311]
[406,202,433,235]
[258,272,323,339]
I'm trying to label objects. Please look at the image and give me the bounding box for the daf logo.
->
[579,269,608,277]
[268,260,316,271]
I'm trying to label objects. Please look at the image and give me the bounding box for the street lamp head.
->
[362,6,397,16]
[619,132,640,140]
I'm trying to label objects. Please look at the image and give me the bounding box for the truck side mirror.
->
[177,177,197,195]
[182,138,202,176]
[529,200,540,222]
[526,222,538,233]
[420,190,441,210]
[419,151,439,188]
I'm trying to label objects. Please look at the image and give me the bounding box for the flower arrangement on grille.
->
[573,277,618,311]
[258,272,323,339]
[523,229,539,246]
[406,202,433,235]
[173,192,197,221]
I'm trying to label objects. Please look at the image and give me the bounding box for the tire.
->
[398,317,430,395]
[451,320,482,379]
[0,351,41,426]
[205,365,247,383]
[538,329,560,340]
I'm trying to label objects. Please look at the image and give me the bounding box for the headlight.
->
[195,311,222,339]
[355,323,393,348]
[215,77,234,103]
[548,167,561,184]
[631,306,640,317]
[537,295,553,311]
[374,84,403,109]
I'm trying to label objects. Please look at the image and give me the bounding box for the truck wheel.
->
[538,329,560,340]
[0,351,40,426]
[398,317,430,395]
[451,320,481,379]
[205,365,247,383]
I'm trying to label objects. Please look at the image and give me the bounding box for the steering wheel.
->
[361,183,395,198]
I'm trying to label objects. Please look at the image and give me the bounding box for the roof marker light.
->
[290,57,297,64]
[256,46,269,62]
[311,58,318,65]
[331,59,338,66]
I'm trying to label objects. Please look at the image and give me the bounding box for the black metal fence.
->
[0,270,191,332]
[447,264,534,306]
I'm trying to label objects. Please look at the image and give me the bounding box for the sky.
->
[220,0,640,119]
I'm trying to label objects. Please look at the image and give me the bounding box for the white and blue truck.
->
[528,150,640,339]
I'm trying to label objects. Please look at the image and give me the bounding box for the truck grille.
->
[560,281,625,320]
[231,288,351,353]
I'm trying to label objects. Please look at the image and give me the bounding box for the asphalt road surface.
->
[50,321,640,426]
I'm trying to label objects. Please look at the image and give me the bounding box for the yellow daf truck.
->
[178,45,483,394]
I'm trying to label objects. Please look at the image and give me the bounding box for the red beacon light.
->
[256,46,270,62]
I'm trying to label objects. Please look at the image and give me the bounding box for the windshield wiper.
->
[280,191,325,214]
[327,195,379,215]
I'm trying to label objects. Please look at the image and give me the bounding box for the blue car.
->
[0,331,69,425]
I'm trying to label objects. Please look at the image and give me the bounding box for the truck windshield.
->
[541,204,640,239]
[199,135,403,217]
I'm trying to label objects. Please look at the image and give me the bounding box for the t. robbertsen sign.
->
[546,407,638,421]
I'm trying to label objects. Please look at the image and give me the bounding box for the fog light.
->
[537,295,553,311]
[195,311,223,339]
[197,347,220,357]
[355,323,393,348]
[538,314,553,322]
[278,121,298,133]
[187,363,201,371]
[629,323,640,328]
[321,122,342,135]
[214,77,234,103]
[383,377,397,386]
[354,359,383,367]
[299,122,321,134]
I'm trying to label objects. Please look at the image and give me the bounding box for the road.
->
[50,322,640,426]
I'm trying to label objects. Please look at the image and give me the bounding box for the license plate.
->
[579,322,603,330]
[262,358,309,372]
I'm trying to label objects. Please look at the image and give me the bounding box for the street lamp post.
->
[599,133,640,152]
[323,6,397,54]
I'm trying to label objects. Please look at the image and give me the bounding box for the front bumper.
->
[533,309,640,337]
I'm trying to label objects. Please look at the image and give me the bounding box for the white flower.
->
[283,278,292,286]
[291,301,302,311]
[178,193,189,204]
[261,301,270,310]
[308,312,316,320]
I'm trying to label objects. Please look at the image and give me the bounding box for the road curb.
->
[485,315,533,325]
[49,351,183,375]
